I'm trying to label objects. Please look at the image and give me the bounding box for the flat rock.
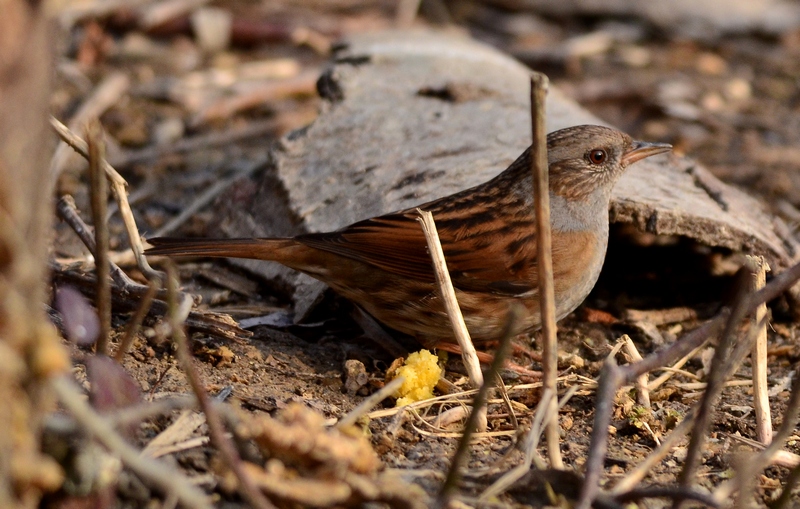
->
[215,30,799,316]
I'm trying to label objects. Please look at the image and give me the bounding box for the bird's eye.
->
[588,149,607,165]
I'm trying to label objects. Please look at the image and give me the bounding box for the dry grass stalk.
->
[49,72,129,177]
[622,335,650,407]
[50,117,163,282]
[416,209,484,391]
[479,385,579,503]
[151,156,267,237]
[436,305,522,507]
[87,121,111,355]
[715,364,800,507]
[677,270,755,497]
[114,280,159,361]
[337,376,405,430]
[746,255,772,444]
[164,263,276,509]
[529,72,563,469]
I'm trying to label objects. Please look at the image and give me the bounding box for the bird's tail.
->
[145,237,298,261]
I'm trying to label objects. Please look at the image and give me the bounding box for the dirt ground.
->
[47,1,800,507]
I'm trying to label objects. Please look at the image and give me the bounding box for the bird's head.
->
[546,125,671,201]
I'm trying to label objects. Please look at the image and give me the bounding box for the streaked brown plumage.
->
[146,125,670,349]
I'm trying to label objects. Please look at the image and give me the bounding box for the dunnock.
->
[147,125,670,349]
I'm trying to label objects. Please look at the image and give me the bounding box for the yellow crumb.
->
[393,350,442,407]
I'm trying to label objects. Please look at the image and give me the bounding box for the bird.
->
[146,125,671,350]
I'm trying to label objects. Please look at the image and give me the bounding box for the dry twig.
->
[50,116,163,282]
[746,255,771,444]
[87,121,111,354]
[715,364,800,507]
[529,72,563,469]
[623,335,650,408]
[151,157,267,238]
[416,209,483,390]
[436,305,522,508]
[114,280,159,361]
[165,264,275,509]
[49,72,130,177]
[337,376,405,430]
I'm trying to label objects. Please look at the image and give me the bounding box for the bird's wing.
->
[295,209,539,296]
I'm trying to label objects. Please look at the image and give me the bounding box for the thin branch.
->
[56,195,141,291]
[746,255,771,444]
[715,364,800,506]
[478,387,566,503]
[416,209,484,390]
[337,376,405,430]
[623,335,650,408]
[677,269,752,497]
[577,255,800,507]
[115,279,159,362]
[164,263,275,509]
[152,157,266,238]
[87,121,111,355]
[610,409,697,495]
[49,72,130,177]
[529,72,562,469]
[436,304,523,508]
[50,116,163,282]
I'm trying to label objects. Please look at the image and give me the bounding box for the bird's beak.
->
[621,140,672,166]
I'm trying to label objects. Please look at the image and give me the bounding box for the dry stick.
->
[114,279,159,362]
[611,409,698,495]
[56,195,145,292]
[51,376,212,509]
[575,257,800,509]
[676,270,753,506]
[667,308,765,509]
[87,122,112,355]
[416,210,484,390]
[574,357,627,509]
[336,376,405,430]
[497,376,519,431]
[647,341,707,391]
[49,72,130,176]
[479,386,578,503]
[164,264,276,509]
[623,335,650,408]
[52,267,250,342]
[529,73,563,469]
[716,365,800,504]
[614,315,764,497]
[50,117,163,283]
[436,305,522,508]
[746,255,772,444]
[723,368,800,508]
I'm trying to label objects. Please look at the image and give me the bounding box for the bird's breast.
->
[551,229,607,320]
